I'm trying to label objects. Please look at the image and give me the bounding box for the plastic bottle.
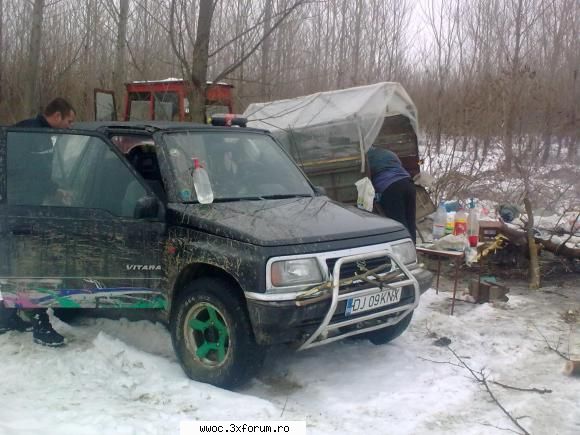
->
[445,212,455,235]
[453,208,467,236]
[192,158,214,204]
[467,199,480,247]
[433,201,447,240]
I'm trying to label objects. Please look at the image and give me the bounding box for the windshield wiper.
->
[258,194,314,199]
[211,197,245,202]
[183,194,313,203]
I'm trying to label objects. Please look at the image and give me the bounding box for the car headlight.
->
[270,258,323,287]
[390,241,417,265]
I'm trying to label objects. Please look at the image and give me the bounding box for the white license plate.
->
[345,287,402,316]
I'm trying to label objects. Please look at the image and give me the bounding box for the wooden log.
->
[497,221,580,259]
[564,360,580,376]
[538,237,580,259]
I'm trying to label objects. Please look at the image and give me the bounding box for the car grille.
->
[323,254,413,323]
[325,255,391,280]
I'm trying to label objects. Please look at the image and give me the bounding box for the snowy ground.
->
[1,276,578,435]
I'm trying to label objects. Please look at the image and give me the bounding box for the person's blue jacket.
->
[367,146,410,193]
[12,114,52,128]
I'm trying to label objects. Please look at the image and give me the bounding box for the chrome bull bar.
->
[298,249,420,351]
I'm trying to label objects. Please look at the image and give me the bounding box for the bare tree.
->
[169,0,214,122]
[566,0,579,163]
[169,0,305,122]
[0,0,4,104]
[422,0,458,153]
[351,0,363,85]
[23,0,45,116]
[112,0,130,119]
[0,0,575,169]
[260,0,272,99]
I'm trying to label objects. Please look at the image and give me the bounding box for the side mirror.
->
[313,185,327,196]
[134,195,160,219]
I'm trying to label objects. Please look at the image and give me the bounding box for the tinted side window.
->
[7,132,146,217]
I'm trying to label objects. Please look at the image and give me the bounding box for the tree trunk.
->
[497,219,580,259]
[0,0,4,104]
[524,197,540,289]
[260,0,272,99]
[482,135,490,158]
[0,0,4,106]
[556,134,563,158]
[351,0,363,85]
[113,0,129,120]
[336,0,348,88]
[24,0,45,117]
[503,0,524,173]
[188,0,215,123]
[435,88,443,154]
[564,360,580,376]
[569,69,578,163]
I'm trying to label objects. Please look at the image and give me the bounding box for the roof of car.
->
[73,121,268,134]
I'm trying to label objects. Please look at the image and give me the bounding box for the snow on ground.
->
[1,277,579,435]
[419,140,580,215]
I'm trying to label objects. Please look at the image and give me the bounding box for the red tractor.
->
[94,79,234,122]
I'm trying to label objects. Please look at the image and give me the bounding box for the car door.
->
[0,130,8,299]
[0,128,166,310]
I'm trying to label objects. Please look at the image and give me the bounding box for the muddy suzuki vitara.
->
[0,118,431,388]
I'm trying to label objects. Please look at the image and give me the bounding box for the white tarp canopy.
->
[243,82,418,165]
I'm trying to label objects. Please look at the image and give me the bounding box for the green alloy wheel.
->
[186,303,230,366]
[170,277,265,389]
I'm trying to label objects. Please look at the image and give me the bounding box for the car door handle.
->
[10,224,36,236]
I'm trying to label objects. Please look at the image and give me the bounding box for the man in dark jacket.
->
[367,146,416,243]
[13,98,76,129]
[0,97,76,347]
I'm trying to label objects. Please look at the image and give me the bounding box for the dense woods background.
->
[0,0,578,166]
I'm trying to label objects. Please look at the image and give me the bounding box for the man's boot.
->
[31,310,65,347]
[0,305,33,334]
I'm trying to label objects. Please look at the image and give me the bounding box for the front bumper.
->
[246,253,432,347]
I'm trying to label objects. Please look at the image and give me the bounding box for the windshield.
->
[163,131,314,202]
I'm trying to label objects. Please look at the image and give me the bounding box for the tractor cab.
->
[94,79,234,122]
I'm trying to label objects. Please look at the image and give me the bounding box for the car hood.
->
[169,196,406,247]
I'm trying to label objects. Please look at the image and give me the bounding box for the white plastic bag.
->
[355,177,375,212]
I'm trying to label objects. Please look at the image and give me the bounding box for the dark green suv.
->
[0,121,432,388]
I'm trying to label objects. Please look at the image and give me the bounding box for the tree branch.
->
[208,7,266,58]
[532,323,571,361]
[212,0,306,84]
[417,356,463,368]
[489,380,552,394]
[447,346,531,435]
[169,0,191,79]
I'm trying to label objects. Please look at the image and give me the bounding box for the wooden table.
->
[416,246,465,315]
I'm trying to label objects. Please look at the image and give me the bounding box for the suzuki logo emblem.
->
[356,260,367,272]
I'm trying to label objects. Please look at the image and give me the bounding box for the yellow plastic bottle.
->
[445,212,455,235]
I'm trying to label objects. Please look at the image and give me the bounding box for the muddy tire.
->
[364,311,413,345]
[170,277,265,389]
